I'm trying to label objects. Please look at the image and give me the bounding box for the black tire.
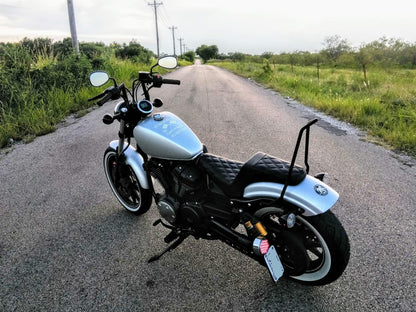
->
[103,147,152,214]
[259,209,350,286]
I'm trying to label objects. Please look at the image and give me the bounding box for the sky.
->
[1,0,416,55]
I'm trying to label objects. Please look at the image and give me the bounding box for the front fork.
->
[117,119,126,156]
[111,119,127,187]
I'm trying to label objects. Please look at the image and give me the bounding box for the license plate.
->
[264,245,284,283]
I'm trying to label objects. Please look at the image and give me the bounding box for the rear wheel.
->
[103,147,152,214]
[259,209,350,285]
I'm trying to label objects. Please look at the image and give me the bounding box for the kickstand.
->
[148,234,189,263]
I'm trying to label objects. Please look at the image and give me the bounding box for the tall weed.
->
[0,38,189,148]
[0,43,93,147]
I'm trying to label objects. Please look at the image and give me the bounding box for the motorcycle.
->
[88,56,350,286]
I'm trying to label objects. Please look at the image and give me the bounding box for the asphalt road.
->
[1,61,415,312]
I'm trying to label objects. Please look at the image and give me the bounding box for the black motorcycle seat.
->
[198,152,306,198]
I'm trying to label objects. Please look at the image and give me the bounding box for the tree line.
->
[196,35,416,70]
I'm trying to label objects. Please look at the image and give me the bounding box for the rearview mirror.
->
[158,56,178,69]
[89,71,109,87]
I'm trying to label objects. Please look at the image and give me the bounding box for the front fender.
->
[243,175,339,216]
[109,140,150,189]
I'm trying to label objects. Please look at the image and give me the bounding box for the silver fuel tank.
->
[133,112,203,160]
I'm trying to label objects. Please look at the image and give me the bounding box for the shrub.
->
[181,51,195,63]
[115,40,154,64]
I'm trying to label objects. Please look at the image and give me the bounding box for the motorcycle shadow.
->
[2,205,333,312]
[137,212,334,312]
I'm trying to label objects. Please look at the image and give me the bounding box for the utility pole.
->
[67,0,79,54]
[148,0,163,58]
[168,26,177,56]
[178,38,183,57]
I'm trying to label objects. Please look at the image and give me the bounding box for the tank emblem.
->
[314,184,328,196]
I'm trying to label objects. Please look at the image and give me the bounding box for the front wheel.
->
[103,147,152,214]
[260,209,350,286]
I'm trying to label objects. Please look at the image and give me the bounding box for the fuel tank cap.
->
[153,114,164,121]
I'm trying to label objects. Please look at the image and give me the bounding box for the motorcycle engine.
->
[153,162,205,227]
[172,164,203,200]
[157,195,179,224]
[157,197,205,227]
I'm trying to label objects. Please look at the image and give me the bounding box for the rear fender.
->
[109,140,150,189]
[243,175,339,216]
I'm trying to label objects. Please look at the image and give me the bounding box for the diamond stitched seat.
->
[198,153,243,186]
[198,152,306,198]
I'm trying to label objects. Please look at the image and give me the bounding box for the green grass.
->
[210,61,416,156]
[0,53,190,148]
[0,86,97,146]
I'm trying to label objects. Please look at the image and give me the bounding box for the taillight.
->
[253,237,270,255]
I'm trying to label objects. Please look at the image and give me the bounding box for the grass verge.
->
[210,61,416,156]
[0,56,190,149]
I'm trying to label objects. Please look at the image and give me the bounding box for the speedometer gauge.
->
[137,99,153,114]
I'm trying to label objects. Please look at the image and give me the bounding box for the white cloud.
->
[1,0,415,54]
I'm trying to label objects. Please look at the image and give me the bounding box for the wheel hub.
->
[275,229,310,276]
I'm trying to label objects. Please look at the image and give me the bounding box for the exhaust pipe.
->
[209,219,252,251]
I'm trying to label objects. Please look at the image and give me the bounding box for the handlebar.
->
[89,70,181,106]
[139,72,180,86]
[162,78,180,85]
[88,86,122,106]
[97,92,113,106]
[88,92,106,102]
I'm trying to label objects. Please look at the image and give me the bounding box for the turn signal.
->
[102,114,114,125]
[153,98,164,107]
[314,172,328,184]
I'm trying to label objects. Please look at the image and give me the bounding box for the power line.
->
[147,1,188,57]
[160,5,172,22]
[158,6,171,28]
